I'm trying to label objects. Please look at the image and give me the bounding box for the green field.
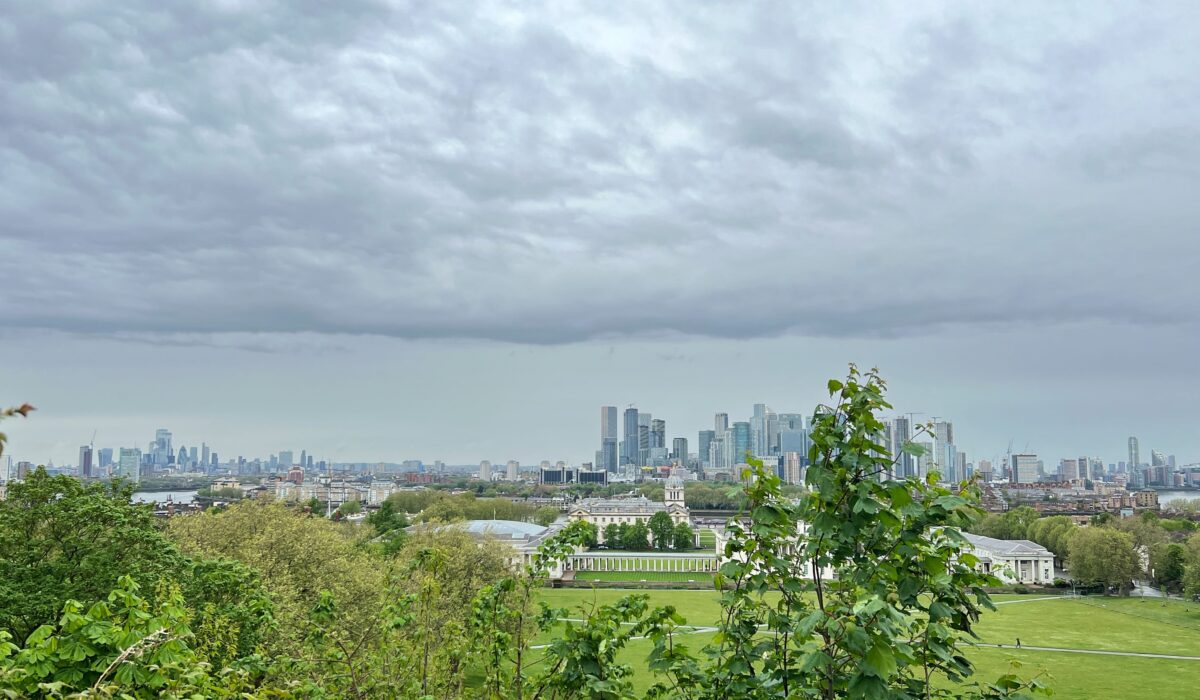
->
[573,571,715,582]
[697,528,716,547]
[533,589,1200,700]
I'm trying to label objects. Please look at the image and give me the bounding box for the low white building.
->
[962,532,1054,584]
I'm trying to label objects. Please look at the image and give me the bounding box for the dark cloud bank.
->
[2,1,1199,344]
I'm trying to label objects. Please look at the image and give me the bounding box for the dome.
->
[665,475,684,489]
[461,519,549,539]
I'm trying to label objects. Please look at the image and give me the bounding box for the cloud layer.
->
[4,1,1200,343]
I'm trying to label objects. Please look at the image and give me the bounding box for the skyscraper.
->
[1128,437,1140,471]
[752,404,768,455]
[651,419,666,450]
[714,413,729,434]
[118,448,141,483]
[622,407,639,466]
[97,448,113,469]
[782,451,804,485]
[506,460,520,480]
[731,422,752,466]
[638,413,652,465]
[200,443,209,468]
[279,450,294,468]
[697,430,715,469]
[672,437,688,465]
[78,445,93,479]
[152,429,172,466]
[600,406,619,472]
[890,417,913,478]
[479,460,492,481]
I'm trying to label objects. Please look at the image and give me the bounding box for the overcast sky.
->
[3,1,1199,468]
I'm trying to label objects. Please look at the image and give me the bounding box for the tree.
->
[0,469,185,642]
[623,521,650,551]
[167,501,385,653]
[603,523,621,548]
[0,576,281,698]
[672,521,695,551]
[338,499,363,516]
[1068,527,1139,595]
[648,511,676,551]
[1152,542,1187,591]
[533,506,559,527]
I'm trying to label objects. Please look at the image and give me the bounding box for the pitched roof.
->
[962,532,1052,557]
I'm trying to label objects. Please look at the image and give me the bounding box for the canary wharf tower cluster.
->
[597,404,963,485]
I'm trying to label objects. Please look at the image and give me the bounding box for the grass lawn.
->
[532,589,1200,699]
[574,571,715,582]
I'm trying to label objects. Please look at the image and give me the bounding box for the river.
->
[1156,490,1200,507]
[131,489,198,505]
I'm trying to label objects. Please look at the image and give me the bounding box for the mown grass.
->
[574,571,715,582]
[532,589,1200,699]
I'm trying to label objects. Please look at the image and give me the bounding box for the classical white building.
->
[567,474,690,544]
[962,533,1054,584]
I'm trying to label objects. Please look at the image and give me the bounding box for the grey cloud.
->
[3,1,1200,345]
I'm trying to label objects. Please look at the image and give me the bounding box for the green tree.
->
[648,511,676,551]
[0,469,183,642]
[0,576,280,699]
[1152,542,1187,591]
[1068,527,1139,595]
[533,506,560,527]
[603,523,621,548]
[624,521,650,551]
[167,501,384,653]
[672,521,695,551]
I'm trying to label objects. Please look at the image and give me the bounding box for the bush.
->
[1053,578,1068,588]
[1013,585,1029,594]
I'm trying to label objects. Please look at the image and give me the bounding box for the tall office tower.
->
[269,454,279,470]
[672,437,688,465]
[479,460,492,481]
[1076,456,1089,482]
[200,443,209,467]
[1060,459,1078,482]
[622,407,639,466]
[638,413,652,465]
[978,459,993,481]
[782,452,804,485]
[97,448,113,469]
[731,422,752,465]
[651,419,666,450]
[709,434,727,470]
[307,455,314,469]
[1151,450,1167,467]
[765,409,780,455]
[177,446,187,469]
[697,430,715,469]
[153,429,172,466]
[506,460,520,481]
[118,448,142,483]
[188,446,198,468]
[300,450,307,472]
[78,445,93,479]
[1010,454,1039,484]
[751,404,768,455]
[714,413,729,435]
[889,417,913,477]
[1128,437,1140,471]
[210,453,218,468]
[779,424,810,460]
[601,406,619,472]
[278,450,294,468]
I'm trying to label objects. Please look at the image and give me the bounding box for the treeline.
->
[383,490,559,526]
[971,506,1200,595]
[600,512,695,551]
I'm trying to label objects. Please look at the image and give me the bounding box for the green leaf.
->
[863,641,897,678]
